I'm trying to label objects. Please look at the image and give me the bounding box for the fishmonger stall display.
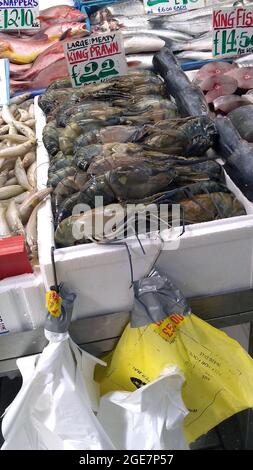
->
[0,0,253,452]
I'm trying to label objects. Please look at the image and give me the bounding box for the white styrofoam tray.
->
[36,97,253,317]
[0,273,46,335]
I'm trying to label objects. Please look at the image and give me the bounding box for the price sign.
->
[0,0,40,30]
[143,0,205,15]
[64,32,127,88]
[213,6,253,58]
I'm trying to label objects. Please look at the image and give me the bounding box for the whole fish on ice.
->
[149,18,212,37]
[10,63,32,79]
[37,5,87,26]
[127,53,154,69]
[13,43,65,81]
[91,0,145,23]
[175,51,213,61]
[33,22,89,41]
[11,58,69,92]
[121,28,193,42]
[124,34,165,54]
[0,34,59,64]
[172,34,212,52]
[235,54,253,67]
[111,15,152,29]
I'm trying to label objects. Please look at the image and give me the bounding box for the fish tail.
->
[0,41,13,56]
[33,31,50,40]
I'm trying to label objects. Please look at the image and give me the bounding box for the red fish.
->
[37,6,87,26]
[14,42,65,81]
[33,21,89,41]
[0,33,59,64]
[10,63,32,78]
[10,58,69,92]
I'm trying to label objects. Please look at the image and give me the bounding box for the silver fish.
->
[105,0,145,15]
[91,0,145,23]
[127,53,154,70]
[235,54,253,67]
[176,50,213,61]
[172,34,212,52]
[114,14,152,29]
[121,27,193,42]
[157,18,212,36]
[124,34,165,54]
[149,8,212,24]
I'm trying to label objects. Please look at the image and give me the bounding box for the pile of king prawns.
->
[0,94,51,259]
[38,70,246,249]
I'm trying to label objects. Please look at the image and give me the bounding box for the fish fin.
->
[0,41,13,54]
[59,28,72,41]
[33,32,49,40]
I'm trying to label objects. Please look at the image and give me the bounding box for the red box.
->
[0,236,33,281]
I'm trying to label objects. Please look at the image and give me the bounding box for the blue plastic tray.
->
[74,0,118,15]
[181,58,232,71]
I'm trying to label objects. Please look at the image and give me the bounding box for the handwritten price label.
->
[153,313,185,343]
[143,0,205,15]
[213,6,253,58]
[64,32,127,88]
[0,0,40,30]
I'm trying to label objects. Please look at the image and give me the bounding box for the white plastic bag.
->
[97,366,189,450]
[1,333,114,450]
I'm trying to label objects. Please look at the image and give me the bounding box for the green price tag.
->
[213,6,253,58]
[0,1,40,30]
[64,32,128,88]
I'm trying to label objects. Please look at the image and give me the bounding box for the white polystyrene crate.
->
[35,98,161,319]
[35,97,253,310]
[0,273,46,335]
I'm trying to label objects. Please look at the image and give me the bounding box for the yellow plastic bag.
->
[96,313,253,443]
